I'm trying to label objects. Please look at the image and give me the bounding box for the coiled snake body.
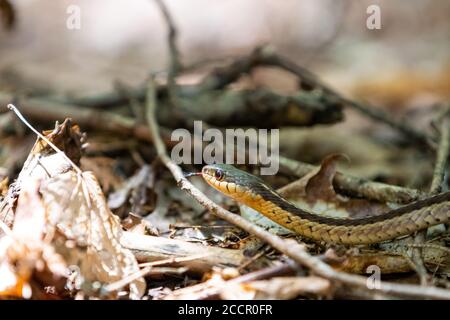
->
[201,164,450,244]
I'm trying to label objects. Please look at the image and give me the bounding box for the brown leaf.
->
[80,156,122,194]
[107,164,157,217]
[1,119,84,229]
[40,171,146,299]
[279,154,393,219]
[122,212,159,236]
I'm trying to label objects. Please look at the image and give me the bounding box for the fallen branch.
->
[120,232,246,274]
[154,0,182,108]
[0,92,175,145]
[411,105,450,284]
[201,46,435,149]
[430,107,450,194]
[164,260,302,300]
[279,155,424,204]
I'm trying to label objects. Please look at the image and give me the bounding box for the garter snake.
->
[200,164,450,245]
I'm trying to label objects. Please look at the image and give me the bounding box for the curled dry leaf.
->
[40,171,146,299]
[279,154,393,219]
[0,119,145,299]
[122,212,160,236]
[0,119,84,229]
[0,180,66,299]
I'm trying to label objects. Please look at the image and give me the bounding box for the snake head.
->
[201,164,266,200]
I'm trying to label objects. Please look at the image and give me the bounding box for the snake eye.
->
[214,169,224,181]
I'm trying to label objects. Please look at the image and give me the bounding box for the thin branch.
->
[0,93,178,146]
[121,231,245,273]
[430,109,450,194]
[164,261,298,300]
[279,156,424,204]
[153,0,181,75]
[153,0,182,107]
[201,46,435,150]
[102,254,202,294]
[145,76,450,300]
[412,106,450,284]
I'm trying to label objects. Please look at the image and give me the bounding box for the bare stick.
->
[153,0,182,107]
[430,110,450,194]
[121,232,246,273]
[412,106,450,284]
[145,77,450,300]
[103,254,203,294]
[164,262,298,300]
[279,155,424,204]
[153,0,181,75]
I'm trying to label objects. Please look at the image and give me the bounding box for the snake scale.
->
[200,164,450,245]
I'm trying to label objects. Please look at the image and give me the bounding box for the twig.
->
[279,156,424,204]
[145,76,450,299]
[430,109,450,194]
[138,253,210,268]
[201,46,435,150]
[153,0,181,75]
[102,254,201,294]
[0,93,179,146]
[340,98,435,150]
[164,261,298,300]
[153,0,182,107]
[121,232,246,273]
[412,106,450,284]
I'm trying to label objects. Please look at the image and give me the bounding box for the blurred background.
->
[0,0,449,187]
[0,0,449,99]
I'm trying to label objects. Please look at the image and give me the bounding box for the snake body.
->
[201,164,450,245]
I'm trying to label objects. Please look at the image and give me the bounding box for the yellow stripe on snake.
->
[201,164,450,245]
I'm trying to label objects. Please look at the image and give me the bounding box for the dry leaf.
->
[279,154,393,219]
[0,119,84,229]
[0,119,145,299]
[0,180,67,299]
[40,171,146,299]
[80,157,123,194]
[107,164,157,217]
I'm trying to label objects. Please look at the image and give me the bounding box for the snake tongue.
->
[184,171,202,177]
